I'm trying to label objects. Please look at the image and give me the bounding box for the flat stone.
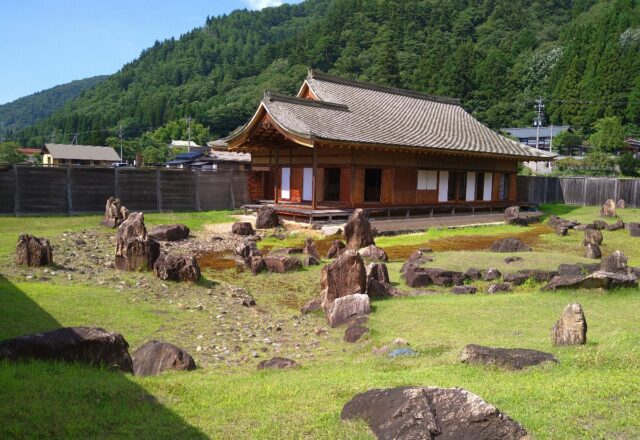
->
[452,285,477,294]
[148,224,190,242]
[487,283,511,293]
[460,344,558,370]
[325,294,370,328]
[231,222,254,236]
[257,357,298,370]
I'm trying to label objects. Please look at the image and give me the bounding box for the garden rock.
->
[504,206,520,224]
[321,225,342,236]
[235,240,261,264]
[0,326,133,372]
[503,273,529,285]
[367,262,390,284]
[16,234,53,267]
[629,223,640,237]
[555,226,568,236]
[592,219,608,230]
[326,240,346,258]
[517,269,558,283]
[268,247,303,256]
[584,243,602,259]
[574,224,595,231]
[231,222,254,236]
[303,255,320,266]
[132,340,196,376]
[340,386,528,440]
[303,237,320,260]
[101,197,129,228]
[490,238,532,253]
[403,265,432,288]
[548,215,579,230]
[320,251,366,309]
[301,297,321,314]
[488,283,511,293]
[483,268,502,281]
[464,267,483,280]
[552,303,587,346]
[358,244,388,262]
[114,212,160,271]
[617,199,626,209]
[257,357,298,370]
[557,263,584,277]
[344,208,375,250]
[605,220,625,231]
[600,199,616,217]
[424,268,464,286]
[325,293,370,327]
[452,285,477,294]
[264,256,302,273]
[600,250,627,273]
[148,224,190,242]
[255,206,280,229]
[583,229,603,246]
[504,256,523,264]
[153,253,200,282]
[344,324,369,343]
[460,344,558,370]
[542,271,637,290]
[250,256,266,275]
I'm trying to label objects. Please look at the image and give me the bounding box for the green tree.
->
[589,117,625,153]
[553,131,582,154]
[617,153,640,176]
[0,141,27,164]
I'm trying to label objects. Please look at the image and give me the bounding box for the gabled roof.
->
[175,151,204,160]
[170,140,202,149]
[44,143,120,161]
[501,126,571,139]
[226,70,555,160]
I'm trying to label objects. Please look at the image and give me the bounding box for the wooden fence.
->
[0,165,249,215]
[517,176,640,207]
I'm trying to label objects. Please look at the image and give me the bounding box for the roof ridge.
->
[263,91,349,111]
[307,70,461,106]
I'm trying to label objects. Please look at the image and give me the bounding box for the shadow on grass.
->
[0,274,207,439]
[538,204,583,218]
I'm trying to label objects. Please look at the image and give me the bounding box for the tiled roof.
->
[44,143,120,161]
[230,71,555,160]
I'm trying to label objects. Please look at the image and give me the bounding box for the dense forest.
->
[0,75,108,136]
[9,0,640,153]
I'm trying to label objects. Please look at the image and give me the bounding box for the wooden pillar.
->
[66,165,73,215]
[350,148,355,207]
[274,145,280,204]
[13,164,20,217]
[156,168,162,212]
[312,141,317,209]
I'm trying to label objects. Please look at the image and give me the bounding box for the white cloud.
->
[245,0,285,10]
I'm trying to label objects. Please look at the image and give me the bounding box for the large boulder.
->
[600,199,616,217]
[403,265,432,288]
[132,340,195,376]
[542,271,637,290]
[600,250,627,273]
[583,229,603,246]
[320,251,366,310]
[424,268,464,286]
[592,219,608,231]
[460,344,558,370]
[366,262,391,298]
[250,256,267,275]
[231,222,254,236]
[344,208,375,250]
[358,244,388,262]
[367,262,390,284]
[630,223,640,237]
[326,240,346,259]
[464,267,484,280]
[303,237,320,260]
[255,206,280,229]
[584,243,602,259]
[504,206,520,224]
[16,234,53,267]
[341,386,528,440]
[483,268,502,281]
[490,238,532,253]
[0,326,133,372]
[264,255,302,273]
[114,212,160,271]
[148,224,190,242]
[100,196,129,228]
[605,220,625,231]
[325,293,370,327]
[552,303,587,346]
[153,253,201,282]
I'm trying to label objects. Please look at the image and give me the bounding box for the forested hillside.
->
[14,0,640,147]
[0,75,107,137]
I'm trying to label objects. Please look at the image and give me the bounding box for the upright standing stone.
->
[303,237,320,260]
[16,234,53,266]
[584,243,602,259]
[320,250,366,310]
[504,206,520,224]
[255,206,280,229]
[344,208,375,250]
[101,196,129,228]
[114,212,160,271]
[552,303,587,346]
[600,199,616,217]
[583,229,603,246]
[616,199,626,209]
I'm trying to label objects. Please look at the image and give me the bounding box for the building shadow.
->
[0,274,208,439]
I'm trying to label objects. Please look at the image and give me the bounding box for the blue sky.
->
[0,0,300,104]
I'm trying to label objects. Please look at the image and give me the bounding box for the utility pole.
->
[549,123,554,153]
[71,133,78,145]
[50,130,56,143]
[186,116,192,153]
[534,97,545,150]
[118,125,124,164]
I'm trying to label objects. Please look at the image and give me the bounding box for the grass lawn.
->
[1,205,640,439]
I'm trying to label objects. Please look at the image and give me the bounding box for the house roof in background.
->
[210,151,251,163]
[501,126,571,139]
[227,70,555,160]
[44,143,120,161]
[175,151,204,160]
[170,140,202,149]
[18,148,42,155]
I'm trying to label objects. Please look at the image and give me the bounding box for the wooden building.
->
[42,143,121,167]
[225,71,553,215]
